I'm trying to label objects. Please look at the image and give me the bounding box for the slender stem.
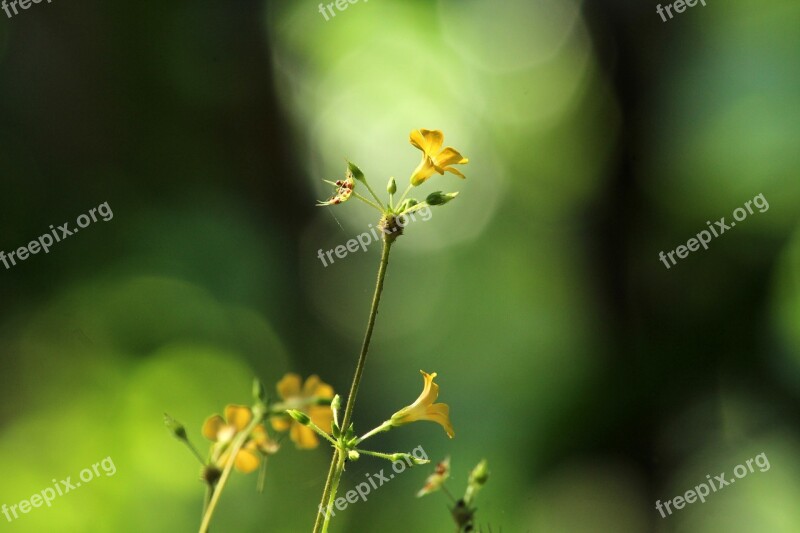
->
[313,450,341,532]
[441,485,457,504]
[396,183,414,206]
[184,440,207,466]
[362,180,388,211]
[340,239,393,431]
[356,420,392,443]
[352,192,383,212]
[396,201,431,218]
[199,411,263,533]
[300,418,338,446]
[312,238,394,533]
[202,483,215,526]
[321,451,347,533]
[354,449,397,461]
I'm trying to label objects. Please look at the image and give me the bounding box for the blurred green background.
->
[1,0,799,531]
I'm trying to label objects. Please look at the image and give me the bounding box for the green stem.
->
[352,191,383,212]
[396,183,414,206]
[313,450,341,532]
[312,238,394,532]
[354,448,397,461]
[362,180,388,211]
[356,420,392,444]
[321,451,347,533]
[199,408,264,533]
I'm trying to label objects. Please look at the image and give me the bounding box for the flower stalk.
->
[311,129,466,532]
[313,237,394,533]
[199,405,265,533]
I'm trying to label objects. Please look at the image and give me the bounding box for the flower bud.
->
[391,453,429,465]
[287,409,311,425]
[464,459,489,506]
[347,162,365,183]
[387,177,397,195]
[348,450,361,461]
[426,191,458,206]
[164,413,188,441]
[397,198,418,213]
[252,378,266,404]
[468,459,489,486]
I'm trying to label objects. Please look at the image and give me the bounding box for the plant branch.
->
[312,238,394,532]
[199,409,263,533]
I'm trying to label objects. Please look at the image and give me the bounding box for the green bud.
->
[387,177,397,195]
[426,191,458,206]
[397,198,418,213]
[287,409,311,425]
[468,459,489,486]
[348,450,361,461]
[390,453,429,465]
[464,459,489,507]
[164,413,188,441]
[252,378,266,404]
[347,162,365,182]
[331,394,342,411]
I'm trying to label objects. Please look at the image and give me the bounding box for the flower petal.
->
[302,375,321,397]
[425,403,455,438]
[434,147,468,168]
[277,373,302,399]
[202,415,225,441]
[309,377,334,400]
[410,129,444,155]
[419,371,440,405]
[249,426,280,455]
[443,166,466,179]
[309,405,333,433]
[410,157,438,186]
[290,422,320,449]
[271,415,292,432]
[225,405,253,431]
[234,448,261,474]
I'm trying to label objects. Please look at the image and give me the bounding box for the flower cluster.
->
[165,373,336,531]
[289,369,454,458]
[318,129,469,241]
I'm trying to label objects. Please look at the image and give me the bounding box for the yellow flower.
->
[409,129,468,186]
[390,370,455,438]
[271,373,334,449]
[202,405,278,474]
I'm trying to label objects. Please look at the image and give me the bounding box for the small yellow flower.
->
[409,129,469,186]
[390,370,455,438]
[202,405,278,474]
[271,373,334,449]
